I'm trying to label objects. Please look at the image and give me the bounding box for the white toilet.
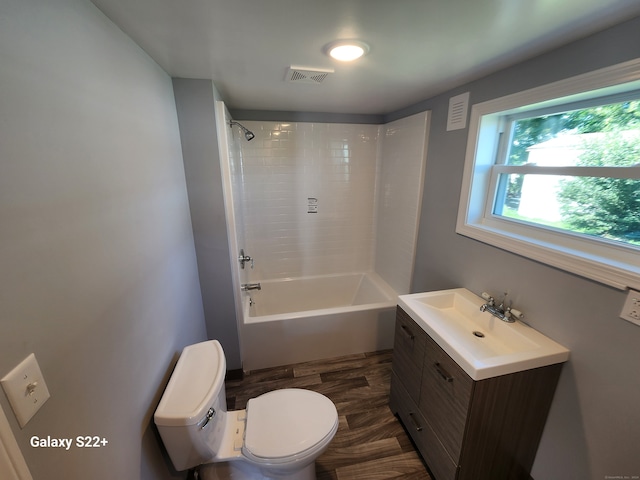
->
[154,340,339,480]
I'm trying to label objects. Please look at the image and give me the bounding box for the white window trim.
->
[457,58,640,291]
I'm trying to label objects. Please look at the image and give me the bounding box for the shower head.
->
[229,120,255,141]
[244,130,255,141]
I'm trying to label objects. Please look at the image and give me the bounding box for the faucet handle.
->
[239,249,254,269]
[481,292,494,304]
[509,308,524,320]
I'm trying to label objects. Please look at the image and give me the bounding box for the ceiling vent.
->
[286,66,334,85]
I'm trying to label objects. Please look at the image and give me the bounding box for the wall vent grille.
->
[447,92,470,131]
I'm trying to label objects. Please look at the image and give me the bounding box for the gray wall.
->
[3,1,638,478]
[398,16,640,480]
[0,1,207,479]
[173,79,242,370]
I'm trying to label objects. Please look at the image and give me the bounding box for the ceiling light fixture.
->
[325,40,369,62]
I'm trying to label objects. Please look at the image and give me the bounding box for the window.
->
[457,59,640,290]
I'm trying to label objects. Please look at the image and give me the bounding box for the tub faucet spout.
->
[241,283,261,291]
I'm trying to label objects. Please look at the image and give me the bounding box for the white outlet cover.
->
[620,288,640,327]
[1,354,50,428]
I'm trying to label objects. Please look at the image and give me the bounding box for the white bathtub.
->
[240,272,398,371]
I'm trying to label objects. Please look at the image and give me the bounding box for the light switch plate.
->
[1,354,50,428]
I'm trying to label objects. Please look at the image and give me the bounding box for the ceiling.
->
[90,0,640,116]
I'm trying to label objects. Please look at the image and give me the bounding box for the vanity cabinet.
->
[390,306,563,480]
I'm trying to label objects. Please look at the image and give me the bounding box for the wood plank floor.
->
[225,350,433,480]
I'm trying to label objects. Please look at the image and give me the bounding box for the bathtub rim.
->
[242,271,398,325]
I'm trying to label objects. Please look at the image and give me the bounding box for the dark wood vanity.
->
[389,306,564,480]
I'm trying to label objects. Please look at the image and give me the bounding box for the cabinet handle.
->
[434,362,454,382]
[408,412,423,432]
[400,324,415,340]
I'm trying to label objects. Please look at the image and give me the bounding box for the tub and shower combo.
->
[217,107,430,371]
[241,273,397,369]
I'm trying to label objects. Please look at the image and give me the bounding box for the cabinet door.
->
[391,307,426,403]
[420,334,473,463]
[390,372,458,480]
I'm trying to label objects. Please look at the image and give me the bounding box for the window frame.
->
[456,59,640,291]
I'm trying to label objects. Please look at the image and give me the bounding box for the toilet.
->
[154,340,339,480]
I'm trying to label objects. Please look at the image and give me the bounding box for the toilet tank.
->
[154,340,228,471]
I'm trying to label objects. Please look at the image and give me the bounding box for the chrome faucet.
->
[480,292,523,323]
[241,283,261,291]
[238,249,254,269]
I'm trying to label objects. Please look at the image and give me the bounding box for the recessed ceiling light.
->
[325,41,369,62]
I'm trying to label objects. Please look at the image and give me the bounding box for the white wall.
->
[0,1,207,478]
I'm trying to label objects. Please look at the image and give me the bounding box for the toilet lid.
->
[244,388,338,459]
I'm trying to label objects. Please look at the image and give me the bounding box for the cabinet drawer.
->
[420,334,473,462]
[391,307,427,402]
[391,372,458,480]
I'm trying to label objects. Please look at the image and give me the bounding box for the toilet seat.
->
[242,388,338,464]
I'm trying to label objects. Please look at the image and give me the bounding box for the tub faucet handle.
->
[238,249,254,269]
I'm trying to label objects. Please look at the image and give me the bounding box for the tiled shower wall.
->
[375,112,429,293]
[229,116,427,290]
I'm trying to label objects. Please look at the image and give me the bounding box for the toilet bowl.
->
[154,340,338,480]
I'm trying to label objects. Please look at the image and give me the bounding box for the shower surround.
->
[224,112,429,369]
[238,121,379,279]
[233,114,428,289]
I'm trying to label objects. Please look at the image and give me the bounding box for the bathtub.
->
[240,272,398,371]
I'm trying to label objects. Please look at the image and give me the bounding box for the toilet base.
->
[199,460,316,480]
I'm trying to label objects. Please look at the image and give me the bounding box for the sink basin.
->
[397,288,570,380]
